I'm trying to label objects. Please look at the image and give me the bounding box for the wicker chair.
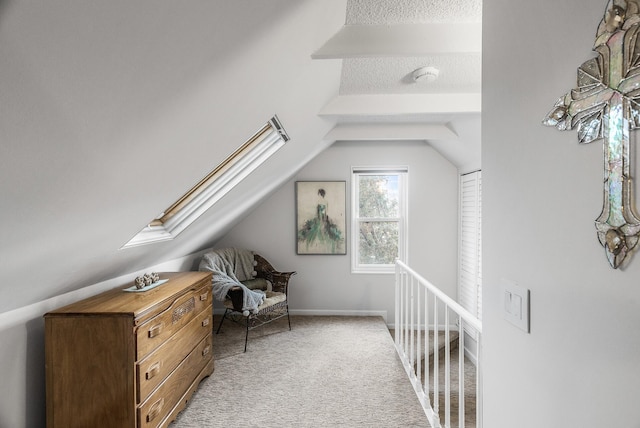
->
[213,253,295,352]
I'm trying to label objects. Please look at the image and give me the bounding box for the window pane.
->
[358,175,399,218]
[358,221,399,264]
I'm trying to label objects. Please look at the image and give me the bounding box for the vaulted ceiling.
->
[0,0,481,313]
[320,0,482,171]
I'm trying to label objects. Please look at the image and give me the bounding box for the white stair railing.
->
[395,260,482,428]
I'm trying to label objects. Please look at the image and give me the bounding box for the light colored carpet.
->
[171,315,428,427]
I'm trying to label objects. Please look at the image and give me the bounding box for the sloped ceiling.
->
[0,0,481,313]
[0,0,346,312]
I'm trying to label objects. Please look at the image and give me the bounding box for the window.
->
[122,116,289,248]
[351,167,408,273]
[459,170,482,321]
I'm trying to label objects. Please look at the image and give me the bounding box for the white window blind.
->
[459,170,482,321]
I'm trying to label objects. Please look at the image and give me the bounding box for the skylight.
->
[122,116,289,249]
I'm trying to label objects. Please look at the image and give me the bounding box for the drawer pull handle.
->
[202,318,210,327]
[146,397,164,423]
[145,362,160,380]
[200,292,208,301]
[202,345,211,357]
[148,323,163,338]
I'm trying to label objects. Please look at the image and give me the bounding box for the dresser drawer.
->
[137,335,212,428]
[137,306,212,403]
[136,285,211,359]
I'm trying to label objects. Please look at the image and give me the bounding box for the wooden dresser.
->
[44,271,213,428]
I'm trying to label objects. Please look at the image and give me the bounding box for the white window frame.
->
[351,166,408,274]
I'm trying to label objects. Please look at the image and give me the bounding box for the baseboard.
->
[289,309,388,323]
[213,308,389,323]
[464,347,479,366]
[463,331,480,365]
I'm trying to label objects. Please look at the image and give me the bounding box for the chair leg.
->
[216,309,229,334]
[286,305,292,331]
[244,316,250,353]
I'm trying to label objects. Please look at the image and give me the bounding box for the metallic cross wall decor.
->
[544,0,640,268]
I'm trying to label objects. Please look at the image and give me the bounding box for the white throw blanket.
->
[199,248,265,314]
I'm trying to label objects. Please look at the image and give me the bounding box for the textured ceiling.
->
[340,0,482,96]
[346,0,482,24]
[340,54,481,94]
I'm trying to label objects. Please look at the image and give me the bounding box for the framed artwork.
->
[296,181,346,255]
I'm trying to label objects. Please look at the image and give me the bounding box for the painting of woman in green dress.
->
[296,181,346,254]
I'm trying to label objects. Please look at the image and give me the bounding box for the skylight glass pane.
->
[122,116,289,249]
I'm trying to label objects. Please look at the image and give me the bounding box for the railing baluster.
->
[433,296,439,422]
[410,277,415,368]
[477,332,483,428]
[399,270,403,349]
[424,287,430,400]
[403,273,407,353]
[459,316,465,428]
[398,269,402,347]
[395,266,400,348]
[404,272,409,358]
[394,261,481,428]
[416,280,421,383]
[445,307,450,428]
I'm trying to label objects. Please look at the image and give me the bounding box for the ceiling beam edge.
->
[319,94,482,116]
[312,23,482,59]
[324,123,458,142]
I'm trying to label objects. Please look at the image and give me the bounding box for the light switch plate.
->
[502,279,530,333]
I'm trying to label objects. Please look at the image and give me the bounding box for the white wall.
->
[0,0,345,314]
[215,140,460,324]
[483,0,640,426]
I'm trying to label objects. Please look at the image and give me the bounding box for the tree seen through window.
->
[357,174,402,267]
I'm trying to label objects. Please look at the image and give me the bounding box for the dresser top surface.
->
[44,271,211,319]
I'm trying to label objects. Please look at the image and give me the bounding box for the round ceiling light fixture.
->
[412,66,440,83]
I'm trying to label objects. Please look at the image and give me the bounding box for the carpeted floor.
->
[170,315,428,427]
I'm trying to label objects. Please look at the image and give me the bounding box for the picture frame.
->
[296,181,346,255]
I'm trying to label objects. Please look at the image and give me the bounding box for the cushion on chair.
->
[224,291,286,313]
[241,278,270,290]
[260,291,286,308]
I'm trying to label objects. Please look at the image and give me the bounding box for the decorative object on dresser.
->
[198,248,295,352]
[44,271,214,428]
[133,272,161,289]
